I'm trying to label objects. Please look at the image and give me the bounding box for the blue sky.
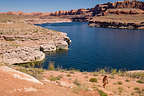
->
[0,0,143,12]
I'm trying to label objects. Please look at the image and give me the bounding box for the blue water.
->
[38,22,144,72]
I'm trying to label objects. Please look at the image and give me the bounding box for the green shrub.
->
[134,87,140,91]
[118,87,123,94]
[66,74,71,77]
[89,78,97,83]
[125,79,130,82]
[136,80,144,84]
[111,69,117,75]
[49,75,62,81]
[15,61,43,68]
[117,81,123,85]
[48,62,55,70]
[99,69,106,74]
[98,90,107,96]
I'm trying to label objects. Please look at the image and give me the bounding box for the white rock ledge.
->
[1,47,45,65]
[0,66,43,85]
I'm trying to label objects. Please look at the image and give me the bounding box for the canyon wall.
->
[0,1,144,17]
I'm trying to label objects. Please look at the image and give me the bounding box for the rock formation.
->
[0,15,71,65]
[1,47,45,65]
[0,0,144,17]
[88,0,144,29]
[0,66,43,84]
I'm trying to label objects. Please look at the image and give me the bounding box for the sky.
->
[0,0,143,12]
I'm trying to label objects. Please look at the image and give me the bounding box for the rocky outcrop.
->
[0,33,71,64]
[50,9,91,16]
[88,1,144,29]
[88,19,144,29]
[0,66,43,84]
[91,1,144,16]
[105,8,144,15]
[1,47,45,65]
[0,21,71,65]
[39,34,71,51]
[92,2,114,16]
[113,0,144,9]
[40,44,56,52]
[55,40,69,50]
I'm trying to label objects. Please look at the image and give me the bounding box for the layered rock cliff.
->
[88,0,144,29]
[0,1,144,17]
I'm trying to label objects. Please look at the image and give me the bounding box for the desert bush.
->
[66,74,71,77]
[48,61,55,70]
[125,79,130,82]
[15,61,43,68]
[118,87,123,95]
[136,80,144,84]
[111,69,117,75]
[98,90,107,96]
[134,87,140,91]
[117,81,123,85]
[49,75,62,81]
[89,78,97,83]
[99,69,106,74]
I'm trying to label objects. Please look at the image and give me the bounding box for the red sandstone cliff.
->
[0,1,144,17]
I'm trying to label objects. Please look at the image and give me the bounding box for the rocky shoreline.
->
[0,32,71,65]
[0,15,71,65]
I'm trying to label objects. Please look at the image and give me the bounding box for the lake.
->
[37,22,144,72]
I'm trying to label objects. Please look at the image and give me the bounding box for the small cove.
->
[37,22,144,72]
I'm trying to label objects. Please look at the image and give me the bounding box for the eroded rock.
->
[1,47,45,65]
[55,40,69,50]
[40,44,56,52]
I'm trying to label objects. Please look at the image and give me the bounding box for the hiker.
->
[103,75,108,88]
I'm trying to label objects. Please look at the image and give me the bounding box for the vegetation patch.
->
[66,74,71,77]
[89,78,97,83]
[118,87,123,95]
[136,80,144,84]
[15,66,44,80]
[125,79,130,82]
[117,81,123,85]
[126,72,144,79]
[14,61,44,68]
[48,75,62,81]
[98,90,107,96]
[48,62,55,70]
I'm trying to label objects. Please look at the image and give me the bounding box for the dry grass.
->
[13,66,45,80]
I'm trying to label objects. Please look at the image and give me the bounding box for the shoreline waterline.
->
[38,22,144,71]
